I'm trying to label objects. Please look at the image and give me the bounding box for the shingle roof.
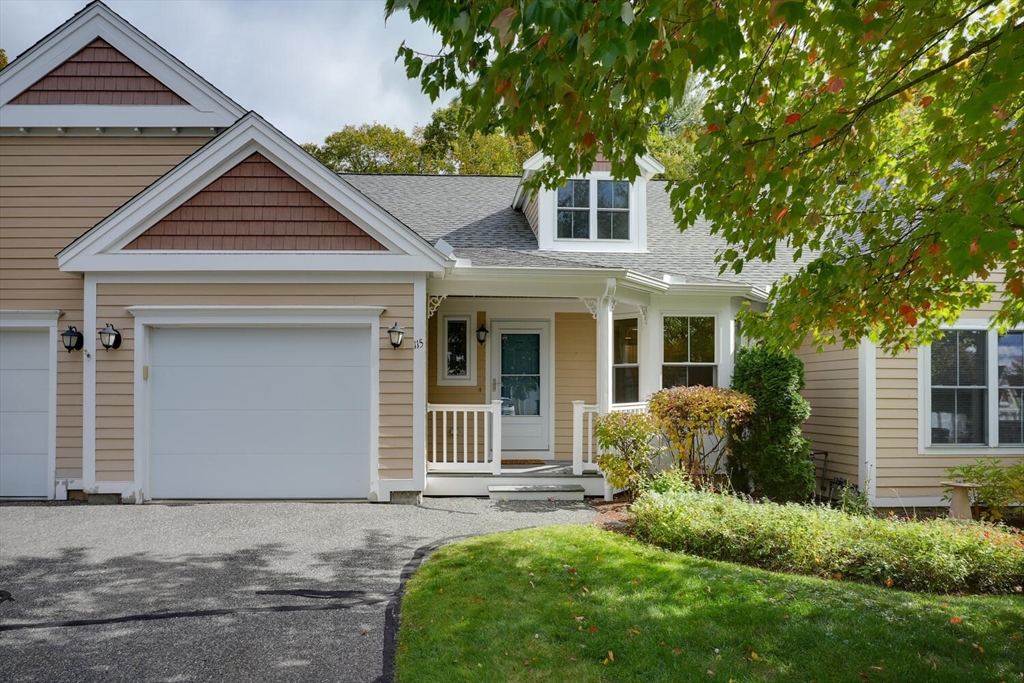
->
[342,173,805,289]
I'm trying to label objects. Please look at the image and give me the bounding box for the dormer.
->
[513,152,664,253]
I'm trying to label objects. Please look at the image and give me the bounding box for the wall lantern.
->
[387,322,405,349]
[99,323,122,350]
[60,326,84,353]
[476,323,489,345]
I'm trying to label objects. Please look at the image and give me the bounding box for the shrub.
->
[729,344,815,502]
[631,489,1024,594]
[646,468,695,495]
[943,458,1024,521]
[593,411,660,499]
[647,385,755,488]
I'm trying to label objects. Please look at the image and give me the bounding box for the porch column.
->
[596,279,617,414]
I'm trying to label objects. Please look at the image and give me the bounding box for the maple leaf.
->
[608,650,615,662]
[809,135,823,147]
[826,76,845,93]
[785,112,803,125]
[537,33,549,50]
[757,91,770,106]
[950,616,963,624]
[490,7,518,47]
[707,123,721,133]
[919,95,934,107]
[899,304,918,327]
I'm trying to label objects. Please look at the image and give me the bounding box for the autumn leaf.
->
[899,304,918,327]
[970,239,980,256]
[651,40,665,61]
[707,123,721,133]
[750,651,761,661]
[490,7,517,47]
[495,80,512,97]
[631,629,642,635]
[582,132,597,148]
[884,578,894,587]
[784,112,803,125]
[826,76,845,93]
[757,91,770,106]
[608,651,615,662]
[537,33,549,50]
[774,207,789,222]
[590,625,598,632]
[919,95,935,107]
[809,135,823,147]
[950,616,963,624]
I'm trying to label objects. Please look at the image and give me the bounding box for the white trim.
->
[411,275,427,495]
[127,305,385,501]
[858,338,877,503]
[83,275,97,489]
[0,309,63,500]
[92,271,424,285]
[0,3,243,128]
[872,495,948,509]
[436,314,477,386]
[57,113,447,274]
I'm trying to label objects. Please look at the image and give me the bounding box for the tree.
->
[387,0,1023,351]
[0,48,8,70]
[304,123,424,174]
[418,101,536,174]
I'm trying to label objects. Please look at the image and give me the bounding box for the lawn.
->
[396,525,1023,683]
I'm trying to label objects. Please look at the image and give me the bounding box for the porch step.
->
[487,484,586,501]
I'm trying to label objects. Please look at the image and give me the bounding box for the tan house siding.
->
[797,342,860,485]
[10,38,187,106]
[124,152,386,251]
[94,282,415,482]
[0,136,207,476]
[554,312,597,457]
[524,192,539,237]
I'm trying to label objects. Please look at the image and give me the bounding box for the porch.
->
[423,400,648,497]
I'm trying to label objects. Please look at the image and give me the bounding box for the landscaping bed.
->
[396,525,1024,683]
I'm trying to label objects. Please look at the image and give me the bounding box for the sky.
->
[0,0,455,145]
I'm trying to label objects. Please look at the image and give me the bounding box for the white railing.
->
[426,400,502,474]
[571,401,651,476]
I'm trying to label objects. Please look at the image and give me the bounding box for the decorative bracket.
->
[638,306,648,326]
[427,295,447,318]
[578,297,599,320]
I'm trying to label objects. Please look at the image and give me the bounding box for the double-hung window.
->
[437,314,475,385]
[662,316,716,388]
[556,179,630,241]
[927,328,1023,447]
[613,318,639,403]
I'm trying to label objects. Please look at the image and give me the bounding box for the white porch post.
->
[490,398,503,475]
[596,278,616,414]
[572,400,585,475]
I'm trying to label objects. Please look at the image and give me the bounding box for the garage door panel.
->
[0,411,48,455]
[0,331,49,369]
[151,327,369,367]
[150,366,369,412]
[150,453,367,499]
[0,454,49,497]
[151,409,367,456]
[0,368,50,412]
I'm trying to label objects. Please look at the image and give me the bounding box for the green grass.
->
[396,526,1023,683]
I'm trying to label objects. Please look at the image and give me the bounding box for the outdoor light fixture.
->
[387,322,405,349]
[99,323,122,350]
[61,326,83,353]
[476,323,489,345]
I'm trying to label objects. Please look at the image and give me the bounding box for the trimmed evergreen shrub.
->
[631,489,1024,594]
[730,344,814,501]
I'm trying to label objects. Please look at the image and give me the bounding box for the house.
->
[1,2,1018,505]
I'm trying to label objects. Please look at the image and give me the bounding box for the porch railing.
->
[426,400,502,474]
[571,401,649,476]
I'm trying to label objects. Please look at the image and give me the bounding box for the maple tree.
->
[387,0,1023,350]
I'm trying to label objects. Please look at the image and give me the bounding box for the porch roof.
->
[342,174,807,291]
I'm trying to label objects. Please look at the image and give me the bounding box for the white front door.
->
[491,321,550,454]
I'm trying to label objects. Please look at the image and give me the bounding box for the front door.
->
[491,321,550,454]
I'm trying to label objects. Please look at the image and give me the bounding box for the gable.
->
[9,38,187,106]
[123,153,386,251]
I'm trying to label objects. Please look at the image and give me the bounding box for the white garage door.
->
[0,330,51,498]
[149,326,371,499]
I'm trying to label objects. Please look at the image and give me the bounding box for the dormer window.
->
[556,179,631,241]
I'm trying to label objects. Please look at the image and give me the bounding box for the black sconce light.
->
[99,323,122,350]
[60,326,84,353]
[476,323,489,345]
[387,322,405,349]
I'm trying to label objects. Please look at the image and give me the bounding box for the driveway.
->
[0,499,595,682]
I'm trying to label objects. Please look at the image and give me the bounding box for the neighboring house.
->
[1,2,1018,505]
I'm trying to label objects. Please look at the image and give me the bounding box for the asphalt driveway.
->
[0,498,595,682]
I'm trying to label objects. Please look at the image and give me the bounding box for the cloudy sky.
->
[0,0,455,145]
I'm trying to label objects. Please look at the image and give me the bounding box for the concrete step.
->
[487,484,586,501]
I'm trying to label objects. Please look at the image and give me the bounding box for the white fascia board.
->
[0,4,244,123]
[64,252,444,274]
[662,282,769,302]
[0,309,64,325]
[431,266,669,297]
[57,114,448,272]
[0,106,237,129]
